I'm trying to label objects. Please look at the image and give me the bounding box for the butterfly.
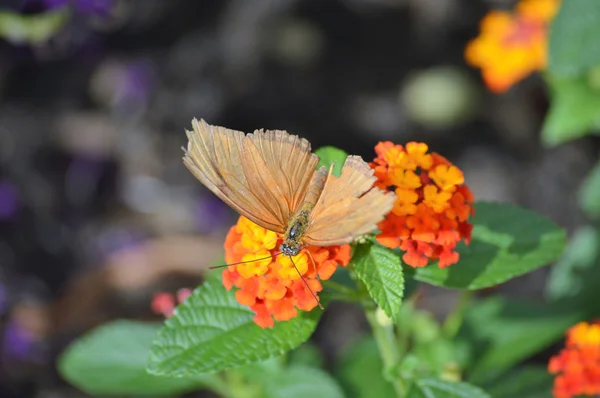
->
[183,118,396,259]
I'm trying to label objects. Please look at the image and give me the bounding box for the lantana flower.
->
[222,216,351,328]
[370,141,474,268]
[548,321,600,398]
[465,0,561,93]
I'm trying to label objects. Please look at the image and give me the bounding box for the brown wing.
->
[304,155,396,246]
[244,128,319,215]
[183,118,318,233]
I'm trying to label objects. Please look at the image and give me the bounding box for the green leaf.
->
[484,366,553,398]
[0,9,70,45]
[548,0,600,78]
[260,366,345,398]
[394,336,460,383]
[287,343,324,369]
[407,378,490,398]
[579,159,600,218]
[58,320,214,396]
[352,242,404,321]
[392,304,464,381]
[541,76,600,146]
[456,297,584,384]
[335,336,396,398]
[545,226,600,301]
[315,146,348,177]
[413,202,566,290]
[147,279,320,376]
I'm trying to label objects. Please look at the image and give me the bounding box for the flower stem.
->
[199,373,238,398]
[222,371,262,398]
[365,308,407,397]
[442,290,474,339]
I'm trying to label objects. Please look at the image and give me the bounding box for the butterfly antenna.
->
[209,253,282,269]
[289,256,324,310]
[209,238,282,269]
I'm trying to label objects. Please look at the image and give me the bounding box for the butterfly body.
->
[281,208,310,256]
[280,166,329,256]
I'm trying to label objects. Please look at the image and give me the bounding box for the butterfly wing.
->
[183,118,319,233]
[304,155,396,246]
[243,128,320,217]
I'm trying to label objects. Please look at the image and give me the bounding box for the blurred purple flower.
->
[0,182,19,220]
[75,0,114,15]
[39,0,68,9]
[116,60,156,111]
[65,155,106,207]
[94,226,146,260]
[2,320,33,360]
[41,0,115,15]
[194,195,231,234]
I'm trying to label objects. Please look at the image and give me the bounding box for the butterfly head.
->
[280,242,301,257]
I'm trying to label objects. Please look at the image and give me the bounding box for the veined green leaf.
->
[414,202,566,290]
[147,280,320,376]
[352,242,404,322]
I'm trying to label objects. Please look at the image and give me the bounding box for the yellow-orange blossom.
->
[549,322,600,398]
[223,216,351,328]
[371,141,474,268]
[465,0,561,93]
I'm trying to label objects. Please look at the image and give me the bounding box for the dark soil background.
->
[0,0,598,397]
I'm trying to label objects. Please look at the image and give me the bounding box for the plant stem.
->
[442,290,474,339]
[365,308,407,397]
[321,279,355,295]
[200,373,236,398]
[219,371,261,398]
[322,293,363,302]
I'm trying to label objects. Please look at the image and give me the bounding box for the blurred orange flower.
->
[371,142,474,268]
[549,321,600,398]
[223,216,351,328]
[465,0,561,93]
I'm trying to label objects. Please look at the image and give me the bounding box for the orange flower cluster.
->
[370,142,474,268]
[222,216,351,328]
[151,288,193,318]
[465,0,561,93]
[549,321,600,398]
